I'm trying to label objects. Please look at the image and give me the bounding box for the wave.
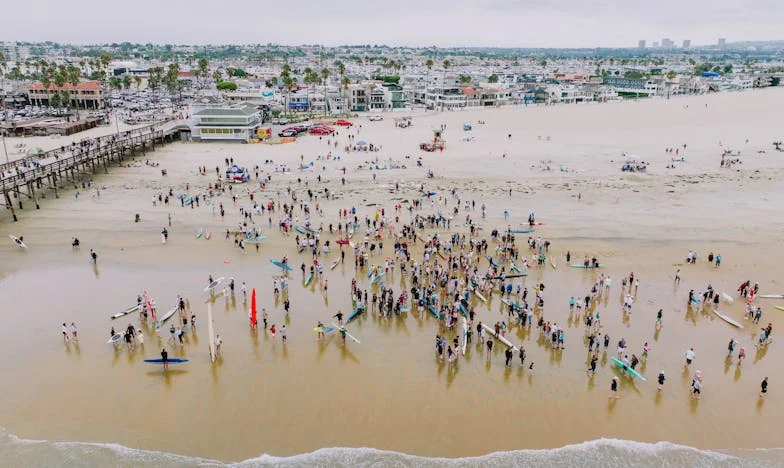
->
[1,428,781,467]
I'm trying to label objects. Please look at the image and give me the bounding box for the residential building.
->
[369,87,386,110]
[27,81,105,109]
[425,82,466,110]
[682,40,691,50]
[190,103,260,142]
[381,83,408,109]
[661,38,674,49]
[718,38,727,49]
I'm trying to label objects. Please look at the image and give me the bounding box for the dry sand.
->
[0,89,783,461]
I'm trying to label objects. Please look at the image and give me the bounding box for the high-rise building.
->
[682,40,691,50]
[0,42,17,62]
[653,41,660,48]
[661,38,674,49]
[638,40,646,49]
[718,38,727,49]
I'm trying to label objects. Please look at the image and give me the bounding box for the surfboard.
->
[610,356,647,381]
[332,323,360,343]
[330,259,341,270]
[722,292,733,304]
[111,304,140,320]
[304,273,313,286]
[246,235,266,243]
[508,229,534,234]
[427,305,440,319]
[107,333,122,344]
[269,259,293,271]
[196,228,203,239]
[9,235,27,250]
[481,323,517,350]
[461,319,468,355]
[713,310,744,328]
[474,289,487,302]
[457,302,468,318]
[775,306,784,312]
[207,303,216,363]
[204,277,225,292]
[551,259,557,269]
[313,326,335,333]
[345,305,365,324]
[570,264,603,269]
[144,358,189,364]
[155,305,178,331]
[501,298,522,311]
[371,272,385,285]
[759,295,784,299]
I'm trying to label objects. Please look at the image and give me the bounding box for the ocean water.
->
[1,428,780,468]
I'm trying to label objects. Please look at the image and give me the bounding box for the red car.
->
[335,119,353,127]
[309,126,334,135]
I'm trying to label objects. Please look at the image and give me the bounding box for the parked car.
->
[309,126,334,135]
[335,119,353,126]
[368,115,384,122]
[278,129,298,137]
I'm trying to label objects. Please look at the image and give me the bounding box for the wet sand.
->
[1,89,784,461]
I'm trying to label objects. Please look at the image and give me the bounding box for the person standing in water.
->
[760,377,768,398]
[161,348,169,370]
[657,371,666,391]
[610,377,619,399]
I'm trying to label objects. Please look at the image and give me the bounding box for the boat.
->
[759,295,784,299]
[481,323,517,350]
[427,305,440,319]
[196,228,203,239]
[345,304,366,324]
[713,310,743,328]
[155,305,178,331]
[609,356,647,381]
[304,273,313,286]
[204,277,225,292]
[111,304,140,320]
[570,264,603,269]
[207,303,216,363]
[269,259,293,271]
[331,323,360,343]
[144,358,189,364]
[9,235,27,250]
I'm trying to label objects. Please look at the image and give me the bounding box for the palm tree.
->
[197,58,209,89]
[133,75,142,92]
[321,68,330,116]
[425,58,434,88]
[342,77,350,112]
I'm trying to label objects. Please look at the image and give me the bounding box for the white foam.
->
[0,428,780,467]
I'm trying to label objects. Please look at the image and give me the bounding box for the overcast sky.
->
[2,0,781,48]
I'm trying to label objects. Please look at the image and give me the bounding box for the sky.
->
[2,0,782,48]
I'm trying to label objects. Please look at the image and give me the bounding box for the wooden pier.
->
[1,120,188,221]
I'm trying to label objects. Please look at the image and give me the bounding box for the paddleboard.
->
[474,289,487,302]
[759,295,784,299]
[204,277,225,292]
[155,305,178,331]
[551,259,557,269]
[776,306,784,312]
[207,303,216,363]
[345,305,365,324]
[313,326,336,333]
[304,273,313,286]
[330,259,341,270]
[246,235,266,243]
[332,322,360,343]
[457,302,468,318]
[270,259,293,271]
[144,358,189,364]
[570,264,603,269]
[501,298,522,311]
[508,229,534,234]
[371,272,385,285]
[481,323,517,350]
[713,310,744,328]
[196,228,203,239]
[107,333,122,344]
[111,304,140,320]
[486,255,498,268]
[610,356,647,381]
[294,226,306,234]
[462,320,468,355]
[9,235,27,250]
[428,305,440,319]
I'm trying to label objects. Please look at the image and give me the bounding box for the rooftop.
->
[192,104,259,117]
[29,81,102,91]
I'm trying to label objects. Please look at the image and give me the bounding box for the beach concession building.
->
[190,103,260,142]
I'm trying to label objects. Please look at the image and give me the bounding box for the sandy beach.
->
[1,89,784,465]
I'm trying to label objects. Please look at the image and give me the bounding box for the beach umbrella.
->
[356,141,368,146]
[251,288,257,326]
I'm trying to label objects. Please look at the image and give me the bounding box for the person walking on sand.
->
[685,347,695,367]
[610,377,619,399]
[760,377,769,398]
